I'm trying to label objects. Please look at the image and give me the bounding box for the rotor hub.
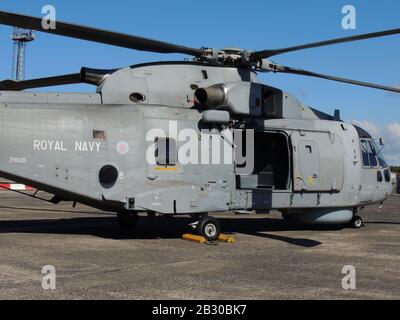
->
[198,48,256,67]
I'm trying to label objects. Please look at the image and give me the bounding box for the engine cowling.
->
[195,82,284,118]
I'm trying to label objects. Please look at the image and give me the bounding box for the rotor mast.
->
[11,27,35,81]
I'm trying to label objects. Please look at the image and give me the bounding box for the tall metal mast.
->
[11,27,35,81]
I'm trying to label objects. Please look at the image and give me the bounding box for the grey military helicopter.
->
[0,10,398,241]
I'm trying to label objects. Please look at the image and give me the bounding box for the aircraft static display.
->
[0,11,398,240]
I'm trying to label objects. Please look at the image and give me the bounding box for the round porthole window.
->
[99,165,118,189]
[129,92,146,103]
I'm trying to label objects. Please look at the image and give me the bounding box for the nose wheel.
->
[194,216,221,242]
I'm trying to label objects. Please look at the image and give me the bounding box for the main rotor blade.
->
[275,65,400,93]
[253,28,400,60]
[0,74,81,91]
[0,11,202,56]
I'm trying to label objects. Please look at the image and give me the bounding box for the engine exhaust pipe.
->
[195,85,226,107]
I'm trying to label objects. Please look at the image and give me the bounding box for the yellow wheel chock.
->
[182,233,236,244]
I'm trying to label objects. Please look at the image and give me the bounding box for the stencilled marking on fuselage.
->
[75,141,101,152]
[33,140,101,152]
[33,140,67,151]
[9,157,27,164]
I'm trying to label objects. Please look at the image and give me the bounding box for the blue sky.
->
[0,0,399,163]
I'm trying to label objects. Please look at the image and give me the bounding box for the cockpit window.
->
[361,140,370,167]
[370,139,388,167]
[367,140,378,167]
[360,138,387,168]
[377,154,388,167]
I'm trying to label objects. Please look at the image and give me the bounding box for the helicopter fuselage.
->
[0,62,394,225]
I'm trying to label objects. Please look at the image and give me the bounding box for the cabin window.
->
[99,165,118,189]
[93,130,106,140]
[155,137,177,166]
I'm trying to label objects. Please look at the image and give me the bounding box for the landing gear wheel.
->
[196,217,221,242]
[350,215,363,229]
[117,211,138,229]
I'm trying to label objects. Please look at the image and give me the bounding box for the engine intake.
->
[195,82,283,118]
[80,67,117,86]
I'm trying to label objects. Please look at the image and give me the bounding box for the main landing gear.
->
[348,208,364,229]
[191,215,221,241]
[350,215,363,229]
